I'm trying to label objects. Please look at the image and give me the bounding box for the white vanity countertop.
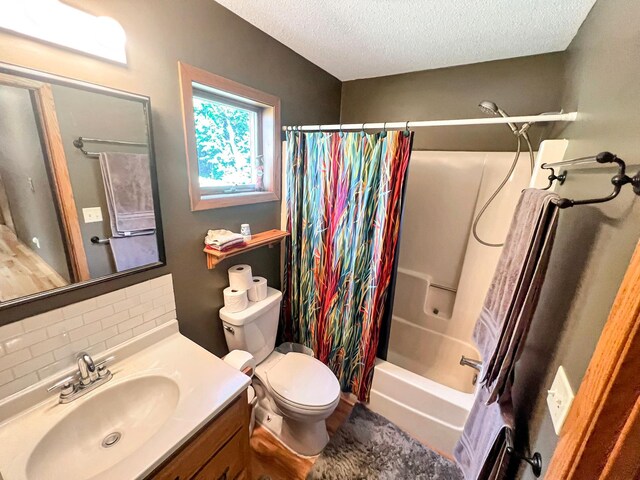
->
[0,320,250,480]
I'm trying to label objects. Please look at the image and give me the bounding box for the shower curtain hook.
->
[339,123,344,138]
[361,123,366,135]
[404,121,410,137]
[381,122,387,138]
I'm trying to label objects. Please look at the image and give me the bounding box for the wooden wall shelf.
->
[204,229,289,269]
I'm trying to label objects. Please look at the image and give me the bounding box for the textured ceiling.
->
[214,0,597,81]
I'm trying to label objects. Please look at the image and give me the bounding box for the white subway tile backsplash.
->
[106,330,133,349]
[30,334,70,357]
[87,326,118,346]
[117,315,143,333]
[0,274,175,401]
[0,369,13,386]
[155,310,176,326]
[100,311,130,330]
[68,322,102,342]
[113,296,140,313]
[125,281,150,298]
[53,338,90,362]
[132,320,157,337]
[13,353,54,378]
[139,286,164,304]
[62,298,97,319]
[0,322,24,342]
[129,301,154,318]
[143,305,165,323]
[22,309,63,332]
[0,372,38,399]
[83,305,115,324]
[0,349,32,371]
[3,328,47,354]
[96,289,127,307]
[46,315,83,337]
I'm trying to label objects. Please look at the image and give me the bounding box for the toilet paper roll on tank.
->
[223,349,256,376]
[222,264,269,312]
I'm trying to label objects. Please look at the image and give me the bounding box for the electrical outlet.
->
[82,207,103,223]
[547,366,575,435]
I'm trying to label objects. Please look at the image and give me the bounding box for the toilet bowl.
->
[220,287,341,456]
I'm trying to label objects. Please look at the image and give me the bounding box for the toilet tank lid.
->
[220,287,282,326]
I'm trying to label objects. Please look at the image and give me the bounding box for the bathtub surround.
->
[283,130,412,400]
[0,274,176,401]
[307,403,463,480]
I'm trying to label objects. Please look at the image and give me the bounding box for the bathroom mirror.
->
[0,63,164,309]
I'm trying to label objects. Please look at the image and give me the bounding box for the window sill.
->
[191,190,279,211]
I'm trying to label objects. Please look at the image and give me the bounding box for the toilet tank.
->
[219,287,282,364]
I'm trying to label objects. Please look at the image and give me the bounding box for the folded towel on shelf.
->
[473,188,559,403]
[204,239,246,252]
[454,386,514,480]
[204,229,245,248]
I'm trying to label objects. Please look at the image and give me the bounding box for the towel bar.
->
[506,429,542,477]
[541,151,640,208]
[90,236,109,245]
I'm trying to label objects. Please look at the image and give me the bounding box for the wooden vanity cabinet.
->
[149,390,251,480]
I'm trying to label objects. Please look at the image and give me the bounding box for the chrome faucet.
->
[77,352,97,386]
[47,353,114,404]
[460,355,483,372]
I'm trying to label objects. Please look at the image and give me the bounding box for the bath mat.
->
[306,404,464,480]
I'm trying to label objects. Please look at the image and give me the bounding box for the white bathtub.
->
[369,331,477,456]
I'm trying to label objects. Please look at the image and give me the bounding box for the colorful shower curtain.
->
[282,130,413,401]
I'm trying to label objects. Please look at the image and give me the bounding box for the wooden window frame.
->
[178,62,281,211]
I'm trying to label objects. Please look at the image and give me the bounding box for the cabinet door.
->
[193,430,245,480]
[150,392,247,479]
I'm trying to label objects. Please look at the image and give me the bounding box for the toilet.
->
[220,287,341,456]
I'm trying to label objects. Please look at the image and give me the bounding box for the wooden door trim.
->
[546,239,640,478]
[0,73,90,281]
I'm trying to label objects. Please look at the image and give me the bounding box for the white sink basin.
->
[0,320,250,480]
[27,376,179,480]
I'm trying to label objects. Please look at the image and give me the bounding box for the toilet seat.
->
[265,352,340,410]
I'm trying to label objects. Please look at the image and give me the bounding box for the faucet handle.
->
[96,356,115,368]
[47,375,77,396]
[96,356,115,379]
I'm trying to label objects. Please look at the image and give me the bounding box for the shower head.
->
[478,100,519,135]
[478,101,500,116]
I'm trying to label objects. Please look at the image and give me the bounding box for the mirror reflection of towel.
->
[99,152,155,235]
[109,234,159,272]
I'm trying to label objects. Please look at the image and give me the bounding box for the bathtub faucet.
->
[460,355,483,372]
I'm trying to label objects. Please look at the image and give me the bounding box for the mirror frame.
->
[0,62,165,311]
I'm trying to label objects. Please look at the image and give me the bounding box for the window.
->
[178,62,281,210]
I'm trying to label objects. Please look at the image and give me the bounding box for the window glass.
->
[193,94,258,190]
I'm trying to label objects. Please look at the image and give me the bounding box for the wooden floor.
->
[0,225,68,301]
[250,394,356,480]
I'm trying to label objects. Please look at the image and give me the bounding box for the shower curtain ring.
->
[381,122,387,138]
[361,123,366,135]
[404,121,410,137]
[339,123,344,138]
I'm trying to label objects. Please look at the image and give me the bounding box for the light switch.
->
[82,207,103,223]
[547,366,575,435]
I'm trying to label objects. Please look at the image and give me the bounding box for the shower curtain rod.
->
[283,112,578,132]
